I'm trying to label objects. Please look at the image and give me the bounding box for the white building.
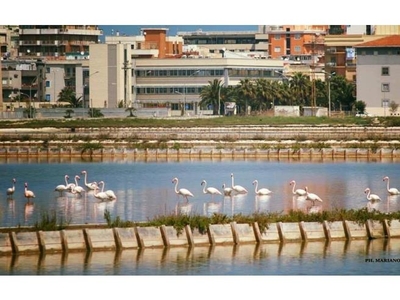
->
[355,35,400,116]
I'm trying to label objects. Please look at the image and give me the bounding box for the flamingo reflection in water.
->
[175,201,193,216]
[203,201,222,217]
[255,194,271,212]
[386,194,400,213]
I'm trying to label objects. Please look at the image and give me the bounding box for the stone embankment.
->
[0,219,399,255]
[1,125,400,159]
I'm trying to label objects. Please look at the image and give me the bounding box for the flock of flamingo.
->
[172,173,400,208]
[171,173,323,205]
[5,170,117,203]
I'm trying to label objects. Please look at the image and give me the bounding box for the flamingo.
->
[364,188,381,202]
[72,175,85,195]
[99,181,117,200]
[24,182,35,200]
[81,170,97,190]
[93,181,116,201]
[383,176,400,195]
[201,180,222,200]
[172,177,194,202]
[230,173,248,194]
[7,178,16,198]
[222,183,233,197]
[252,180,272,195]
[54,175,71,196]
[304,186,323,205]
[290,180,307,196]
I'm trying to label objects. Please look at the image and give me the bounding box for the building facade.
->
[89,42,284,114]
[355,35,400,116]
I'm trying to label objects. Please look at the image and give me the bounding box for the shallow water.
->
[1,158,400,228]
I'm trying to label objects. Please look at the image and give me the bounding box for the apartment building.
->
[177,28,269,58]
[18,25,102,59]
[355,35,400,116]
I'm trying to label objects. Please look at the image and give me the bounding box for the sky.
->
[3,1,397,27]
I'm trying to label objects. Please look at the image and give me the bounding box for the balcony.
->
[326,62,337,66]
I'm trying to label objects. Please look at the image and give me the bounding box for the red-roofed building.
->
[355,35,400,116]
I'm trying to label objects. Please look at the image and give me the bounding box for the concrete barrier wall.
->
[0,219,398,255]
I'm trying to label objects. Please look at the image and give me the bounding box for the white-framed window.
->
[294,33,301,40]
[294,46,301,53]
[274,34,281,40]
[382,66,390,76]
[382,83,390,92]
[274,46,281,53]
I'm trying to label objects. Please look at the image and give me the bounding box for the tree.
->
[330,76,356,112]
[199,79,222,115]
[289,72,311,106]
[389,101,399,114]
[58,87,75,105]
[354,100,366,114]
[237,78,256,115]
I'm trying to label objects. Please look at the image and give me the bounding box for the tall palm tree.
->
[199,79,221,115]
[290,72,311,106]
[255,78,276,111]
[237,78,256,115]
[58,87,75,105]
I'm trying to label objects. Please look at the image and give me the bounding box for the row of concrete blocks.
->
[1,219,399,255]
[0,147,399,159]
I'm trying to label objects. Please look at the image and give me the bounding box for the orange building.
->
[267,25,328,67]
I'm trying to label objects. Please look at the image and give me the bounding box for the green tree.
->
[58,87,75,104]
[289,72,311,106]
[199,79,222,115]
[330,76,356,112]
[354,100,366,114]
[237,78,256,115]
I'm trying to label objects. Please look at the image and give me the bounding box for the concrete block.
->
[160,225,189,247]
[384,219,400,238]
[344,220,368,239]
[113,227,138,249]
[61,229,87,251]
[10,231,40,253]
[208,224,234,245]
[300,221,326,241]
[278,222,303,242]
[232,222,256,244]
[191,228,210,246]
[366,220,386,239]
[38,230,63,253]
[323,221,347,240]
[135,226,164,248]
[0,233,13,254]
[84,228,116,251]
[255,222,280,243]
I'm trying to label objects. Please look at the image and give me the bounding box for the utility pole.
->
[122,60,131,108]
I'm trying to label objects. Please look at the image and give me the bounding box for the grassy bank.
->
[0,115,387,129]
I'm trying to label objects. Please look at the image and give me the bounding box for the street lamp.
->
[218,78,225,116]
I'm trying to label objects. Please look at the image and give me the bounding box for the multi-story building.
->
[177,28,268,58]
[355,35,400,116]
[89,42,284,114]
[18,25,102,59]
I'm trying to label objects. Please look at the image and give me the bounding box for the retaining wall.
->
[0,219,399,255]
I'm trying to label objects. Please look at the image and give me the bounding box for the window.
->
[274,34,281,40]
[374,50,378,55]
[46,80,50,87]
[382,67,389,76]
[294,46,301,53]
[45,94,50,101]
[382,83,390,92]
[294,33,301,40]
[274,46,281,53]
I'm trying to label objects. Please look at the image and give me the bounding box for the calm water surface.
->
[1,157,400,227]
[1,158,400,278]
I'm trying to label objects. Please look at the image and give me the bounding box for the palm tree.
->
[255,78,276,112]
[199,79,221,115]
[58,87,75,105]
[237,78,256,115]
[290,72,311,106]
[68,95,83,108]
